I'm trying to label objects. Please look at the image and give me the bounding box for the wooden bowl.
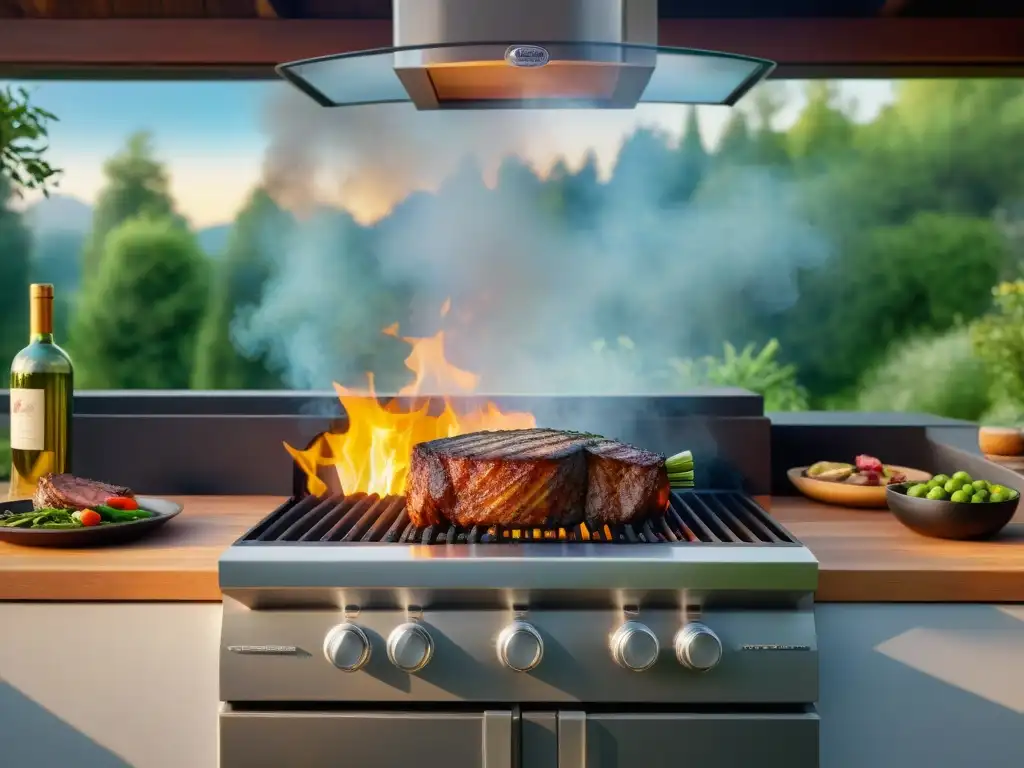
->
[978,426,1024,457]
[886,482,1019,540]
[787,465,932,509]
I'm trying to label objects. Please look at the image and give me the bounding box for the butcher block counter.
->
[0,495,1022,602]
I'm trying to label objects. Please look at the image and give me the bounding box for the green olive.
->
[949,490,971,503]
[907,484,929,498]
[926,486,949,501]
[951,471,973,485]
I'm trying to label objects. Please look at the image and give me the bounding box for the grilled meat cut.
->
[33,473,134,511]
[406,428,669,529]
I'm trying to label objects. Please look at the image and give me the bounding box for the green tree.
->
[786,82,855,171]
[748,82,791,167]
[665,106,709,203]
[193,189,291,389]
[81,132,182,282]
[0,85,61,196]
[0,175,33,366]
[70,217,208,389]
[715,111,755,166]
[779,212,1010,397]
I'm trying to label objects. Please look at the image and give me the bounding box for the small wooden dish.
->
[978,426,1024,457]
[787,465,932,509]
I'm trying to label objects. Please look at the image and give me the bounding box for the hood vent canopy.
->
[277,0,775,111]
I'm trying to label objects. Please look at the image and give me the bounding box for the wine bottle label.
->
[10,388,46,451]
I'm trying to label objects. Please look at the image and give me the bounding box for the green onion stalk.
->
[665,450,694,489]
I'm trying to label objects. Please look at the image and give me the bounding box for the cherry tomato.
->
[105,496,139,511]
[80,509,102,527]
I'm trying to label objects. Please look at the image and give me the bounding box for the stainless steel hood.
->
[276,0,775,110]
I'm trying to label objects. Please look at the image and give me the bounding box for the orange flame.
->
[285,302,535,497]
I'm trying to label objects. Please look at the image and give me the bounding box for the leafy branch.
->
[0,85,61,196]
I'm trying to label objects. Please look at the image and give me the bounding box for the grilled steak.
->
[406,428,669,529]
[33,473,134,511]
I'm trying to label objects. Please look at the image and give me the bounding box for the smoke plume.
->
[236,86,831,400]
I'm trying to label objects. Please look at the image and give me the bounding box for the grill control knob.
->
[323,623,371,672]
[387,623,434,673]
[496,621,544,672]
[610,621,660,671]
[674,622,723,672]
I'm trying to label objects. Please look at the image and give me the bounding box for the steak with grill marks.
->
[33,473,134,511]
[406,428,670,529]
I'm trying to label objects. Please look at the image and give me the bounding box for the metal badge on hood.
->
[505,45,550,68]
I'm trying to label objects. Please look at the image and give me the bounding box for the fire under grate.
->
[239,490,798,546]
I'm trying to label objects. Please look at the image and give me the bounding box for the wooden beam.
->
[0,18,1019,74]
[16,0,53,16]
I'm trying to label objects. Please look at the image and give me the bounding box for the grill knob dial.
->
[323,623,371,672]
[610,621,660,671]
[674,622,723,672]
[387,623,434,673]
[497,621,544,672]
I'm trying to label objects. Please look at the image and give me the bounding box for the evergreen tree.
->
[71,217,207,388]
[81,132,182,282]
[193,189,292,389]
[748,84,791,166]
[667,106,709,203]
[0,175,33,365]
[715,111,755,165]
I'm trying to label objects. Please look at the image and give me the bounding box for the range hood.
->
[276,0,775,110]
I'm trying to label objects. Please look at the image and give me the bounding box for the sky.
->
[5,78,896,229]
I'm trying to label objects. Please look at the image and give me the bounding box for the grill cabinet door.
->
[220,708,513,768]
[555,710,819,768]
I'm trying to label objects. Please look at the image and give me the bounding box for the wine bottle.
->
[8,284,73,500]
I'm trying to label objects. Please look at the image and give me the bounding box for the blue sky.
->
[6,78,895,228]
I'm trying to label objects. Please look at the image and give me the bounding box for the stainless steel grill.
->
[240,490,798,545]
[220,478,820,767]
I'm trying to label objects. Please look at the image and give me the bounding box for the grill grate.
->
[239,490,797,546]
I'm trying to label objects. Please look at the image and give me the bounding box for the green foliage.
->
[0,176,33,366]
[779,212,1010,396]
[786,82,855,171]
[193,189,291,389]
[0,85,61,196]
[0,433,10,481]
[971,280,1024,404]
[82,132,182,282]
[70,217,208,389]
[667,339,810,412]
[857,327,992,421]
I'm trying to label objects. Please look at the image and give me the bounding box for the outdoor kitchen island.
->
[0,493,1021,768]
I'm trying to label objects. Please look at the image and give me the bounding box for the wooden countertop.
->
[0,495,1022,603]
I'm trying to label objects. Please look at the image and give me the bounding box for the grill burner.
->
[240,490,796,546]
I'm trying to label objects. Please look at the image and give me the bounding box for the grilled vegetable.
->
[105,496,139,511]
[665,450,695,488]
[96,504,152,523]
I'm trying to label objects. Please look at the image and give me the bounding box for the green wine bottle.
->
[8,284,74,500]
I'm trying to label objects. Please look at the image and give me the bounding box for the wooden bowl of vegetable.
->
[0,496,182,548]
[886,472,1020,540]
[788,455,931,509]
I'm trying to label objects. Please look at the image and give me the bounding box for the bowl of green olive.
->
[886,471,1019,540]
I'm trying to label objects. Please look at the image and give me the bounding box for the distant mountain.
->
[23,194,93,233]
[23,194,231,257]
